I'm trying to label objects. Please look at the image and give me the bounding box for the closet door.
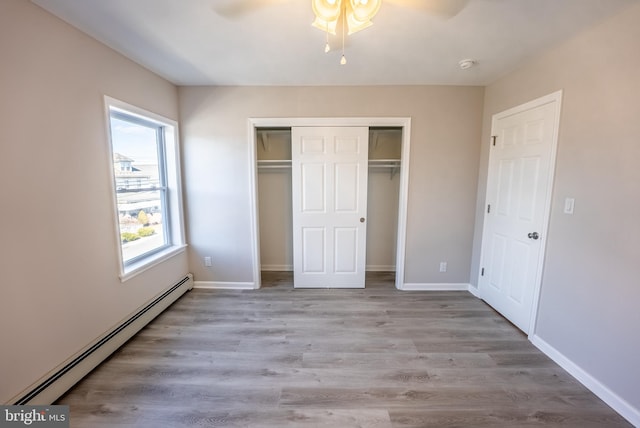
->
[291,127,369,288]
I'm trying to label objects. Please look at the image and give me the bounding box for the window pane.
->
[109,115,168,263]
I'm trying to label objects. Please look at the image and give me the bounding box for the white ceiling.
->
[32,0,636,86]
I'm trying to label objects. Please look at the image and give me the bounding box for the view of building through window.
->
[109,112,169,264]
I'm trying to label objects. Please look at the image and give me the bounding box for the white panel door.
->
[292,126,369,288]
[479,95,561,333]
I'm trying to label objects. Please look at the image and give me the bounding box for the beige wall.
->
[0,0,187,403]
[471,2,640,414]
[258,169,293,270]
[179,86,484,285]
[365,170,400,271]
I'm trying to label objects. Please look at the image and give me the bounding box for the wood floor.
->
[57,272,630,427]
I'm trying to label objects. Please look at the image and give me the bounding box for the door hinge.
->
[481,267,485,276]
[491,136,497,146]
[487,204,491,214]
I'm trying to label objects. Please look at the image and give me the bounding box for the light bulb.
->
[324,42,331,53]
[340,55,347,65]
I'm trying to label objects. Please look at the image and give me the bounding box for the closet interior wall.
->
[367,128,401,272]
[257,129,293,271]
[256,127,401,273]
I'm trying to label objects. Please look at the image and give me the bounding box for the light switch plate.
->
[564,198,575,214]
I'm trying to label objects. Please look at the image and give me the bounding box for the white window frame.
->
[104,96,186,281]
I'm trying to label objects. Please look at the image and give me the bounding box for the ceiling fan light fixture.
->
[312,0,381,36]
[312,0,341,34]
[345,3,374,35]
[312,0,381,64]
[348,0,381,28]
[312,16,338,34]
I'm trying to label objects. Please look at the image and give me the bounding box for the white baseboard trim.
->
[467,284,482,298]
[401,283,471,291]
[260,265,396,272]
[10,274,194,405]
[366,265,396,272]
[260,264,293,272]
[194,281,256,290]
[530,334,640,427]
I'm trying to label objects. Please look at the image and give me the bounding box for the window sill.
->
[120,244,187,283]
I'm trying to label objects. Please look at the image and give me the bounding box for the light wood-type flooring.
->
[57,272,631,427]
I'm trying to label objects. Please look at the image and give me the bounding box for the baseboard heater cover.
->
[12,273,194,405]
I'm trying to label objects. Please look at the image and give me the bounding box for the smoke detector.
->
[459,59,477,70]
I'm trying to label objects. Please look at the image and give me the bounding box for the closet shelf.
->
[257,159,292,169]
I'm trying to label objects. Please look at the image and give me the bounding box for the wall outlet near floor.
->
[204,256,212,267]
[439,261,447,273]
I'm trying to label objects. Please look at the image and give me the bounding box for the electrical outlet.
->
[439,262,447,273]
[204,256,212,267]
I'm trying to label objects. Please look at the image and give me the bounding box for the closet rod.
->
[368,159,400,180]
[257,160,292,170]
[258,165,292,170]
[368,159,401,167]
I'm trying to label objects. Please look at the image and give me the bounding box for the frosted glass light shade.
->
[349,0,381,24]
[312,0,341,34]
[312,0,381,35]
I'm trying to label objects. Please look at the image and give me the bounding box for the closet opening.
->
[249,117,411,290]
[256,128,293,274]
[254,125,403,288]
[366,127,401,277]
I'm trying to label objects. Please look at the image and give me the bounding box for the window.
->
[106,98,185,280]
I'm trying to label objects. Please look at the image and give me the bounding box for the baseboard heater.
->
[12,273,194,405]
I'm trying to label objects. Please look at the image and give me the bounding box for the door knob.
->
[528,232,539,240]
[360,217,365,223]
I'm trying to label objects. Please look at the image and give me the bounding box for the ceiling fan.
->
[213,0,468,64]
[214,0,468,20]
